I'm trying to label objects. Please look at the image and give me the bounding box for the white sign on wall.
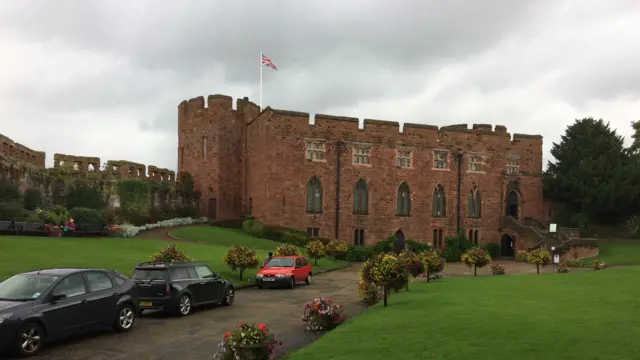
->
[553,254,560,264]
[549,223,557,233]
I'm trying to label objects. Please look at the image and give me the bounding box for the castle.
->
[178,94,551,253]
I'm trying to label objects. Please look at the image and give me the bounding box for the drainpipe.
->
[335,141,345,239]
[456,149,463,233]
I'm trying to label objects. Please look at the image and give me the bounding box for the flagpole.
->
[259,52,263,111]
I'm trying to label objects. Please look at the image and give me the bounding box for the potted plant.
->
[107,225,121,237]
[45,224,61,237]
[302,297,346,331]
[213,323,282,360]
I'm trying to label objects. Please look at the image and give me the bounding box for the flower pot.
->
[232,343,269,360]
[47,231,60,237]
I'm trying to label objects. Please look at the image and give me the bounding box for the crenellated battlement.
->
[0,133,46,168]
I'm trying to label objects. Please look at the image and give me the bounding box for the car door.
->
[170,266,198,301]
[82,271,118,325]
[194,265,219,303]
[41,273,92,335]
[294,258,305,281]
[301,257,312,277]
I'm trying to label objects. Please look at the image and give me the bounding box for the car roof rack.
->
[136,261,198,267]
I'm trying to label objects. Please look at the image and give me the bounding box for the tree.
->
[325,239,348,259]
[527,248,552,274]
[461,248,491,276]
[304,240,325,265]
[223,245,260,280]
[275,243,300,256]
[419,251,445,282]
[360,254,404,307]
[544,118,640,224]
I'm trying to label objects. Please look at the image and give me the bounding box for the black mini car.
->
[0,268,138,357]
[131,261,234,316]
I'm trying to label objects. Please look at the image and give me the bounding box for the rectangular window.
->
[354,229,365,246]
[506,159,519,175]
[201,137,207,161]
[305,140,326,161]
[397,150,412,168]
[179,147,184,166]
[352,146,371,165]
[468,155,484,172]
[433,150,449,169]
[307,227,320,238]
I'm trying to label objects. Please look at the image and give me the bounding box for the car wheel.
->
[257,285,263,289]
[222,287,235,306]
[288,276,295,289]
[15,322,44,357]
[305,273,312,285]
[113,304,136,332]
[177,294,192,316]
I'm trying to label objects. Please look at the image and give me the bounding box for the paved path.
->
[18,264,363,360]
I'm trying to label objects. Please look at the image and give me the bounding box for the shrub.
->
[0,202,31,221]
[361,254,404,307]
[371,236,395,255]
[213,323,282,360]
[23,188,42,211]
[527,248,552,274]
[211,219,244,229]
[461,248,491,276]
[442,232,472,262]
[305,240,326,265]
[0,180,20,202]
[626,215,640,235]
[107,225,121,237]
[223,245,260,281]
[562,258,584,268]
[406,239,431,253]
[593,259,607,270]
[66,184,104,209]
[345,245,372,262]
[483,242,501,258]
[302,297,346,331]
[398,249,424,278]
[491,263,506,275]
[282,229,309,246]
[418,251,446,282]
[515,250,529,262]
[262,225,286,242]
[242,219,264,237]
[275,243,300,256]
[557,263,571,273]
[356,280,381,305]
[35,205,69,224]
[69,207,105,226]
[149,244,193,263]
[325,239,348,259]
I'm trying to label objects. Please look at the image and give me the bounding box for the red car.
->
[255,256,312,289]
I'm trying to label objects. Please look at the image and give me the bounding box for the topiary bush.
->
[69,207,105,226]
[325,239,348,259]
[241,219,264,238]
[305,240,326,265]
[418,250,445,282]
[282,229,309,246]
[223,245,260,281]
[275,243,300,256]
[527,248,552,274]
[461,248,491,276]
[149,244,193,263]
[361,254,404,307]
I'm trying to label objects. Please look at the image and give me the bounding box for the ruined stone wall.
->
[180,93,545,246]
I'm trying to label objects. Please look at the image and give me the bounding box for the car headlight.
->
[275,274,286,278]
[0,313,13,324]
[255,274,263,278]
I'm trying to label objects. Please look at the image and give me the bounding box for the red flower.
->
[239,322,243,327]
[326,297,332,302]
[257,324,266,331]
[223,331,230,338]
[278,340,283,345]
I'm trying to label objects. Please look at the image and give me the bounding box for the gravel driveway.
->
[9,264,362,360]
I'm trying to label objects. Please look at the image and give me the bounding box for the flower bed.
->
[44,224,60,237]
[213,323,282,360]
[491,263,506,275]
[357,280,381,305]
[557,263,571,273]
[113,217,208,238]
[302,297,346,331]
[107,225,121,237]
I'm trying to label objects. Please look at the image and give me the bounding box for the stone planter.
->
[232,343,269,360]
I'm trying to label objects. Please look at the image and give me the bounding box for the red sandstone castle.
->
[178,94,546,254]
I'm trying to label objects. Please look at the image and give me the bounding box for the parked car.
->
[131,261,234,316]
[0,268,138,357]
[255,256,312,289]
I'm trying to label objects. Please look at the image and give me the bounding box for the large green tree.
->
[544,118,640,224]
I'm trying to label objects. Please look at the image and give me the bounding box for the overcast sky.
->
[1,0,639,171]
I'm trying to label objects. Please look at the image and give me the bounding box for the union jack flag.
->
[261,54,277,71]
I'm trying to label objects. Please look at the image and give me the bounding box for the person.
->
[262,252,273,268]
[64,218,76,236]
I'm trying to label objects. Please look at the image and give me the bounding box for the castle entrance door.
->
[208,198,217,221]
[506,191,519,219]
[394,230,405,254]
[500,234,515,257]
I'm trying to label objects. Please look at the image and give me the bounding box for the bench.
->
[18,222,47,236]
[75,224,107,237]
[0,221,16,235]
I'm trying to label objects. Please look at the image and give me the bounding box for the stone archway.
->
[506,191,519,219]
[394,230,405,254]
[500,234,515,257]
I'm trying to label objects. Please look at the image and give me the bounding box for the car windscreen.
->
[0,274,60,301]
[266,258,294,267]
[131,269,167,281]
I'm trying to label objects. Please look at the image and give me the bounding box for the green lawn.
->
[0,227,347,285]
[170,226,283,249]
[583,239,640,265]
[285,267,640,360]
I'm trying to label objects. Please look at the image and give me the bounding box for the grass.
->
[170,226,283,249]
[0,226,348,285]
[582,239,640,266]
[285,267,640,360]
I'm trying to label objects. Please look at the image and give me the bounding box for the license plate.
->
[263,278,275,282]
[139,301,152,307]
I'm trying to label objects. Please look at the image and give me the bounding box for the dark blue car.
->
[0,268,139,357]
